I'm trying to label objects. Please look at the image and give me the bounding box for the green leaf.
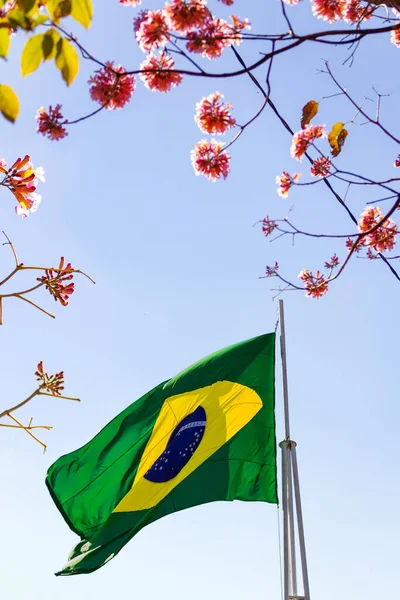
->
[0,27,10,59]
[55,37,79,85]
[0,84,20,122]
[21,33,44,76]
[71,0,93,28]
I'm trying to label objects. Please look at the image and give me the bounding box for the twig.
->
[13,295,56,320]
[6,413,47,452]
[38,392,81,402]
[2,231,19,267]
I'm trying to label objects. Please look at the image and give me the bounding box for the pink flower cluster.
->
[276,171,301,198]
[261,217,277,237]
[36,105,68,141]
[191,139,230,181]
[392,27,400,49]
[357,206,397,253]
[35,361,65,396]
[285,0,376,23]
[89,62,135,109]
[395,154,400,168]
[290,125,326,161]
[133,2,248,92]
[310,156,331,177]
[0,155,44,217]
[186,16,248,59]
[311,0,373,23]
[194,92,236,135]
[165,0,211,32]
[324,253,339,269]
[265,262,279,277]
[136,2,250,61]
[136,9,170,52]
[140,52,183,92]
[192,91,236,180]
[299,269,329,298]
[37,257,75,307]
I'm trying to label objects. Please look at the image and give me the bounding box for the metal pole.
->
[278,300,300,598]
[292,444,311,600]
[287,447,298,597]
[279,441,289,600]
[278,300,291,441]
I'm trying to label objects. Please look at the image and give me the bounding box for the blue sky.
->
[0,2,399,599]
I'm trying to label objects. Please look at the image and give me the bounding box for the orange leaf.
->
[328,122,348,157]
[301,100,319,129]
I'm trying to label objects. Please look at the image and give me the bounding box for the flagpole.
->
[278,299,291,441]
[292,444,310,600]
[278,300,309,600]
[280,441,290,600]
[278,300,297,599]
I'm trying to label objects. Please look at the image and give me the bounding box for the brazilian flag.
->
[46,333,277,576]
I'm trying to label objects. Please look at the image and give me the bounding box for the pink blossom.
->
[276,171,301,198]
[299,269,329,298]
[346,237,365,253]
[228,15,251,45]
[290,124,326,161]
[282,0,302,4]
[191,139,230,181]
[265,262,279,276]
[37,257,75,307]
[324,253,339,269]
[261,217,277,237]
[36,105,68,141]
[311,0,346,22]
[358,206,397,253]
[394,154,400,168]
[217,0,234,5]
[391,26,400,49]
[165,0,211,33]
[195,92,236,135]
[342,0,373,23]
[136,9,169,52]
[2,155,44,217]
[88,62,135,109]
[186,17,234,59]
[35,361,65,396]
[140,53,183,92]
[310,156,331,177]
[133,9,149,33]
[120,0,141,5]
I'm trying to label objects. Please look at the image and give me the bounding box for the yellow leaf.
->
[301,100,319,129]
[47,0,72,21]
[71,0,93,28]
[0,84,20,122]
[17,0,37,12]
[328,122,348,157]
[0,26,10,59]
[55,37,79,85]
[21,33,44,76]
[42,28,60,59]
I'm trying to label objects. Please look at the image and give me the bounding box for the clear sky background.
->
[1,2,399,599]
